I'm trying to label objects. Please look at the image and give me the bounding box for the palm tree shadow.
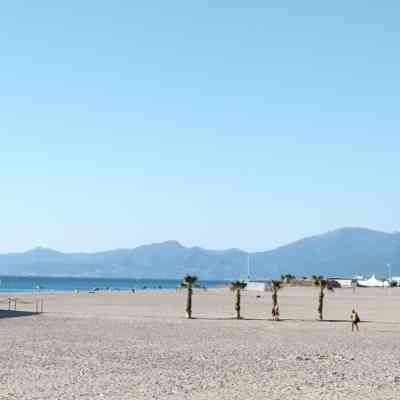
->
[0,310,38,319]
[192,317,373,323]
[280,318,371,324]
[192,317,266,321]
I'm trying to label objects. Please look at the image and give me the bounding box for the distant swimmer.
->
[351,309,360,332]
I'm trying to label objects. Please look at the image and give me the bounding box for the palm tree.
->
[312,275,331,320]
[271,280,283,320]
[230,280,247,319]
[281,273,295,284]
[286,274,295,284]
[181,274,198,319]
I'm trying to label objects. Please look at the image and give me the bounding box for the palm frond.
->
[313,275,326,287]
[182,274,198,286]
[230,280,247,291]
[320,279,328,289]
[272,280,283,290]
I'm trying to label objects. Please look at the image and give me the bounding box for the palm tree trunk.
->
[186,286,192,319]
[318,287,324,320]
[235,289,241,319]
[272,289,278,320]
[272,289,278,308]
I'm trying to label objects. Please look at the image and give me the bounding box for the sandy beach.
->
[1,287,400,399]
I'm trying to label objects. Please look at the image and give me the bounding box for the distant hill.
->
[252,228,400,278]
[0,228,399,279]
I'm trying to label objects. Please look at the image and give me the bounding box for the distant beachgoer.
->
[351,309,360,331]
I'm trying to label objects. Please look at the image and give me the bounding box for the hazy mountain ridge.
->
[1,228,399,279]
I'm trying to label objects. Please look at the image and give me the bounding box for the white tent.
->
[357,275,389,288]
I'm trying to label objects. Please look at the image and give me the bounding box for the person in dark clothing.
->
[351,309,360,331]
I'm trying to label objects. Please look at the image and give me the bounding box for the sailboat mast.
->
[247,254,250,280]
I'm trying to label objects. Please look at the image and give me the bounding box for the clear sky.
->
[1,1,399,253]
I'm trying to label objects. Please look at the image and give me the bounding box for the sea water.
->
[0,276,227,293]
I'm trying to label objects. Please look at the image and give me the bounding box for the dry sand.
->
[1,286,400,399]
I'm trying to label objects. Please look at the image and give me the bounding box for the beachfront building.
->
[246,280,272,291]
[390,276,400,285]
[328,277,353,288]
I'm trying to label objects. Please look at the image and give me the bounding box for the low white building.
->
[328,277,353,288]
[246,280,271,291]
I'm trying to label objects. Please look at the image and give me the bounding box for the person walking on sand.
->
[274,305,280,321]
[351,309,360,332]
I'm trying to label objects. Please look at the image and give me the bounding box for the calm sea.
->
[0,276,227,293]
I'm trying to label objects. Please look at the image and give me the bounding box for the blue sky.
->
[1,1,399,252]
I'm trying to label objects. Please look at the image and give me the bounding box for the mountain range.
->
[1,228,399,280]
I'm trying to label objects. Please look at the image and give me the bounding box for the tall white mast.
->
[247,254,251,280]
